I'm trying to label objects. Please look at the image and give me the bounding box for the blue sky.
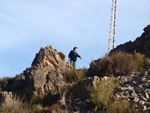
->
[0,0,150,78]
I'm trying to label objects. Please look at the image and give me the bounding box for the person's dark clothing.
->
[68,50,81,62]
[70,60,76,67]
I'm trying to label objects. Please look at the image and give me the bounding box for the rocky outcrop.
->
[87,24,150,78]
[6,46,71,99]
[112,24,150,57]
[64,71,150,112]
[64,76,100,113]
[116,70,150,112]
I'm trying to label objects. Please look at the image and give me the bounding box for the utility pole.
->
[108,0,117,52]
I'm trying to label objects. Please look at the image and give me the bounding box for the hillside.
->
[0,25,150,113]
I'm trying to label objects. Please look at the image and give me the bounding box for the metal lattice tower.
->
[108,0,117,52]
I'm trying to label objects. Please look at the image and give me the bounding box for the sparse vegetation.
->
[88,76,140,113]
[89,51,149,77]
[106,99,136,113]
[128,51,146,72]
[0,97,39,113]
[66,67,87,82]
[0,51,148,113]
[0,92,61,113]
[67,82,83,99]
[88,76,119,108]
[30,91,60,107]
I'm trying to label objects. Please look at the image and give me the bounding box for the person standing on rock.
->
[68,47,82,68]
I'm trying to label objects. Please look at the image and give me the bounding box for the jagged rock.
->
[145,93,149,99]
[115,71,150,112]
[134,86,143,93]
[134,97,140,103]
[92,76,100,87]
[147,98,150,102]
[143,89,150,95]
[6,46,70,99]
[139,100,145,106]
[65,71,150,112]
[129,92,138,100]
[141,96,147,101]
[143,106,147,111]
[143,82,150,88]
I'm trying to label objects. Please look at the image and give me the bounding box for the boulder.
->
[6,46,70,99]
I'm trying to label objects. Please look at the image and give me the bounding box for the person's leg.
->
[70,60,73,66]
[70,60,76,68]
[73,61,76,69]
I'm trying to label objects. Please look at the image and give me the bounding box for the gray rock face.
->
[6,46,70,99]
[116,70,150,112]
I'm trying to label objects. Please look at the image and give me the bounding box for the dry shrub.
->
[95,56,113,76]
[31,91,60,107]
[130,51,150,72]
[0,97,45,113]
[66,67,87,82]
[111,52,134,76]
[106,99,136,113]
[0,98,28,113]
[89,51,148,77]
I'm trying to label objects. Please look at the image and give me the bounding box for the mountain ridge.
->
[112,24,150,57]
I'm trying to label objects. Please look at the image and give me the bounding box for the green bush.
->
[106,99,136,113]
[128,51,149,72]
[128,51,146,71]
[88,76,141,113]
[88,76,119,108]
[89,51,148,77]
[66,67,87,82]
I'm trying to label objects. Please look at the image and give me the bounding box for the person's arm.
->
[77,53,82,59]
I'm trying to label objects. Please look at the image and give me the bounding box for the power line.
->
[74,0,104,45]
[80,10,110,54]
[67,0,91,50]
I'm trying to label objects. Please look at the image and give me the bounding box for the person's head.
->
[73,47,78,52]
